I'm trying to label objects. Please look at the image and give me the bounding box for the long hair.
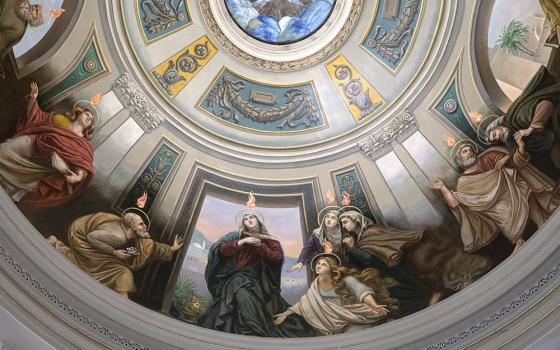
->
[67,107,95,140]
[320,257,399,312]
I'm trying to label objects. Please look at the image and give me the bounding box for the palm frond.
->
[495,20,533,56]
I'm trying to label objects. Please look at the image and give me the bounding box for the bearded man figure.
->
[0,0,45,59]
[338,208,493,314]
[48,210,184,299]
[481,66,560,179]
[429,139,560,254]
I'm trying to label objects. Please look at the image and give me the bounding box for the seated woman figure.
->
[273,253,398,335]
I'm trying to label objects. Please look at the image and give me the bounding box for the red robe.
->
[219,238,283,268]
[14,101,94,208]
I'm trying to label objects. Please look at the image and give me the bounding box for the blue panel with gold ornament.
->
[325,55,384,122]
[117,142,182,213]
[197,67,326,133]
[434,78,485,148]
[152,35,217,98]
[39,27,109,105]
[333,167,376,222]
[361,0,422,72]
[135,0,192,44]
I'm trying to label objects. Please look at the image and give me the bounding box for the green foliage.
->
[495,20,534,56]
[174,273,197,300]
[172,274,212,324]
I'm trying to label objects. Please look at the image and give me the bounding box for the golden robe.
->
[56,212,173,293]
[451,148,560,252]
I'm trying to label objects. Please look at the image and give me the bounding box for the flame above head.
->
[444,134,457,147]
[246,191,256,208]
[90,93,102,106]
[469,112,483,124]
[325,191,336,205]
[341,191,351,206]
[137,192,148,209]
[50,8,65,18]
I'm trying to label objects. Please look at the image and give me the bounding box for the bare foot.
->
[429,292,442,306]
[513,239,526,253]
[47,235,58,247]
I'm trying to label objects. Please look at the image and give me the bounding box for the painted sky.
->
[194,194,304,258]
[14,0,64,57]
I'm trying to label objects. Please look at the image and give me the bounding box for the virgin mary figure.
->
[198,208,317,337]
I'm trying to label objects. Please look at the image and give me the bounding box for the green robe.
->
[505,66,560,153]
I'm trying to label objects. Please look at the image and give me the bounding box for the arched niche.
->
[471,0,554,112]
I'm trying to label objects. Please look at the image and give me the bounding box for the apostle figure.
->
[198,208,316,337]
[337,209,431,317]
[288,206,342,272]
[273,253,397,335]
[0,82,95,207]
[429,139,560,254]
[0,0,45,59]
[480,66,560,179]
[337,204,494,312]
[48,209,183,299]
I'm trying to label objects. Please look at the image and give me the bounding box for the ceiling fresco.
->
[121,0,442,148]
[225,0,336,45]
[0,0,560,348]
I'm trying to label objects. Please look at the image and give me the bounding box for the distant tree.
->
[495,20,535,56]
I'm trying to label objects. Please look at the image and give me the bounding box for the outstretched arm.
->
[19,82,52,131]
[26,82,39,119]
[428,179,459,208]
[272,308,295,325]
[362,294,389,316]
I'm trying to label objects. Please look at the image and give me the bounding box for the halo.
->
[317,206,340,226]
[311,253,342,272]
[476,114,502,145]
[337,205,363,216]
[449,139,479,161]
[73,100,99,128]
[235,208,264,228]
[122,207,151,230]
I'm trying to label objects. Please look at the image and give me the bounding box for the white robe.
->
[289,277,385,335]
[452,164,559,252]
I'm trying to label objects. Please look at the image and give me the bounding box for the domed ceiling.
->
[120,0,439,149]
[0,0,559,349]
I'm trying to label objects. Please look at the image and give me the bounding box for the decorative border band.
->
[426,262,560,349]
[0,246,150,350]
[200,0,363,72]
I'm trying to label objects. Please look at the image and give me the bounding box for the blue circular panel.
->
[225,0,336,45]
